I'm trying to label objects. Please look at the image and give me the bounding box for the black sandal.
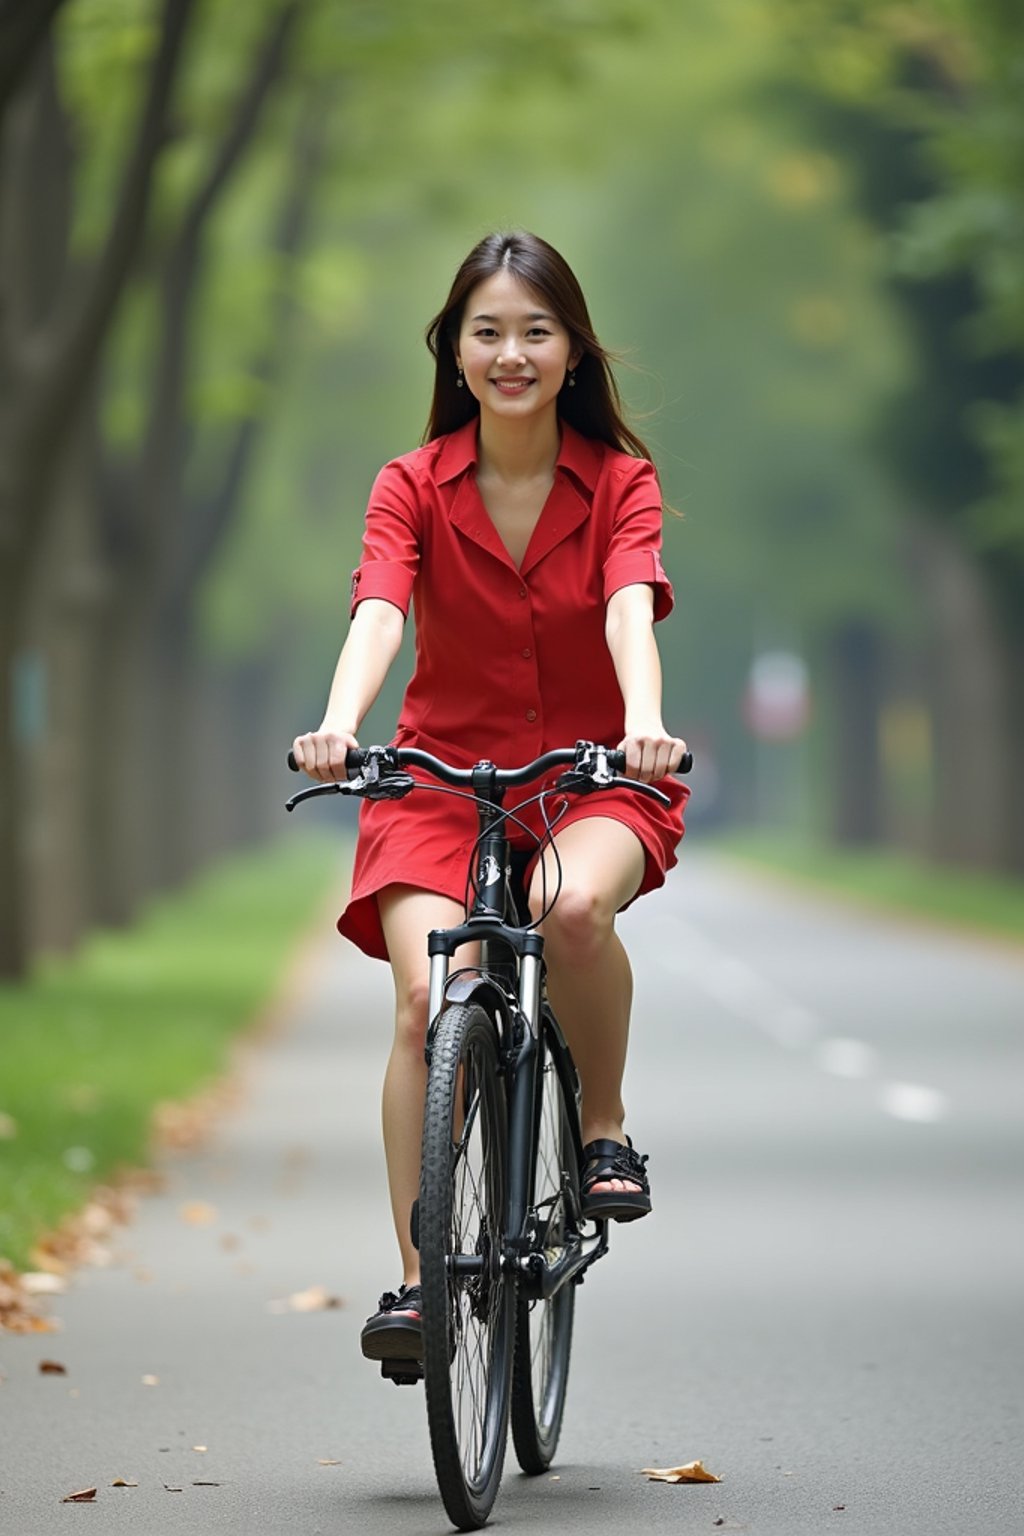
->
[580,1136,652,1222]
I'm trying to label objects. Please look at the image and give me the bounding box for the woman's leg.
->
[377,886,476,1286]
[528,818,647,1196]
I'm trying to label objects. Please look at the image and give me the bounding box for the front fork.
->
[425,939,544,1248]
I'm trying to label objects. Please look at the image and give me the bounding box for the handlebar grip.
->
[287,746,367,776]
[680,750,693,775]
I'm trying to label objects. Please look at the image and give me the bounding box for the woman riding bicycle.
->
[291,231,689,1363]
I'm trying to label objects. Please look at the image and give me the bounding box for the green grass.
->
[0,837,343,1271]
[711,829,1024,944]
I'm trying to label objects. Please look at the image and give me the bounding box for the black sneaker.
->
[360,1285,423,1362]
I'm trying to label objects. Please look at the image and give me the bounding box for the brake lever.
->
[607,775,672,807]
[285,781,355,812]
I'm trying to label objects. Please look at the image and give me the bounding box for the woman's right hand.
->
[290,726,359,782]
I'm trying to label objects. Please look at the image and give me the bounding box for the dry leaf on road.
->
[62,1487,98,1503]
[111,1478,138,1487]
[0,1262,61,1334]
[267,1284,344,1314]
[642,1460,722,1484]
[179,1201,218,1227]
[20,1270,68,1294]
[39,1359,67,1374]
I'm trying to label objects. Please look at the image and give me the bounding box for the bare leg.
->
[529,818,647,1196]
[377,887,476,1286]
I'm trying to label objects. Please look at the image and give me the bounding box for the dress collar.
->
[434,416,603,493]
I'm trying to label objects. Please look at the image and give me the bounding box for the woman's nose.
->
[497,336,526,365]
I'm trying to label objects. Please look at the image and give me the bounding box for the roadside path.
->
[1,851,1022,1534]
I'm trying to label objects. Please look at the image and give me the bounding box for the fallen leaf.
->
[39,1359,67,1374]
[179,1201,218,1227]
[192,1445,208,1453]
[153,1079,241,1151]
[318,1459,342,1466]
[111,1478,138,1487]
[0,1111,17,1138]
[0,1261,62,1334]
[20,1270,68,1294]
[3,1312,61,1335]
[193,1480,221,1487]
[273,1283,343,1313]
[164,1484,183,1493]
[642,1460,722,1484]
[141,1374,160,1386]
[62,1487,98,1503]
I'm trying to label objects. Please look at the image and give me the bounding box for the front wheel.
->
[510,1025,578,1473]
[419,1002,515,1530]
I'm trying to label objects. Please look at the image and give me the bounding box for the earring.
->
[566,370,576,389]
[456,364,464,388]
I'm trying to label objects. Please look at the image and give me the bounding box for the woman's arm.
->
[605,584,687,782]
[292,597,405,781]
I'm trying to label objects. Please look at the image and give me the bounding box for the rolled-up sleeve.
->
[349,461,422,618]
[602,459,674,621]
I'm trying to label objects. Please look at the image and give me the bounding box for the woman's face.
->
[456,269,578,425]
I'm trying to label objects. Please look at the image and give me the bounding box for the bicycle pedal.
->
[380,1357,424,1386]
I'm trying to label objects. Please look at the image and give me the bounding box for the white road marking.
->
[647,915,948,1123]
[817,1037,879,1079]
[878,1082,948,1123]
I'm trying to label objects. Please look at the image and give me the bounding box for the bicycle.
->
[286,739,691,1530]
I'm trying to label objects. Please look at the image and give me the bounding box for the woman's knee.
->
[393,974,431,1054]
[531,880,616,962]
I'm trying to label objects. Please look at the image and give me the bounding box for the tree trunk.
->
[24,410,106,952]
[908,518,1009,869]
[0,0,196,976]
[828,618,884,846]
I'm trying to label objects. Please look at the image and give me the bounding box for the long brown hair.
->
[423,231,653,459]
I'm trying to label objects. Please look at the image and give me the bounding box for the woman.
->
[292,231,689,1364]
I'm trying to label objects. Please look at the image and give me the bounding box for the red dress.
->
[337,417,689,960]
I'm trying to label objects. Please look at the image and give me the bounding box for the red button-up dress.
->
[337,417,688,960]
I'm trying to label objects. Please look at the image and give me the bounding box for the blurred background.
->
[2,0,1022,977]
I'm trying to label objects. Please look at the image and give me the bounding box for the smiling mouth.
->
[491,378,534,394]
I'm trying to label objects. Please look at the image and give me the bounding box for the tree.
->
[0,0,196,975]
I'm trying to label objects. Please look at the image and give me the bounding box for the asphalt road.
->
[2,849,1022,1535]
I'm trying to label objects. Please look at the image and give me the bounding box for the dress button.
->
[518,587,527,599]
[521,647,532,659]
[525,708,537,722]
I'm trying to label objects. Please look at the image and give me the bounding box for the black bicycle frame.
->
[424,761,608,1296]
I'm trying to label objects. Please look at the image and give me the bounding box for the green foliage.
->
[0,836,340,1271]
[771,0,1024,559]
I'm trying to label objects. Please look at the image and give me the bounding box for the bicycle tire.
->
[420,1002,515,1530]
[510,1026,578,1473]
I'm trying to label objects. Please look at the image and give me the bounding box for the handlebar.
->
[285,740,691,813]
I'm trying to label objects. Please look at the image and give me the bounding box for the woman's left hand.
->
[618,725,689,783]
